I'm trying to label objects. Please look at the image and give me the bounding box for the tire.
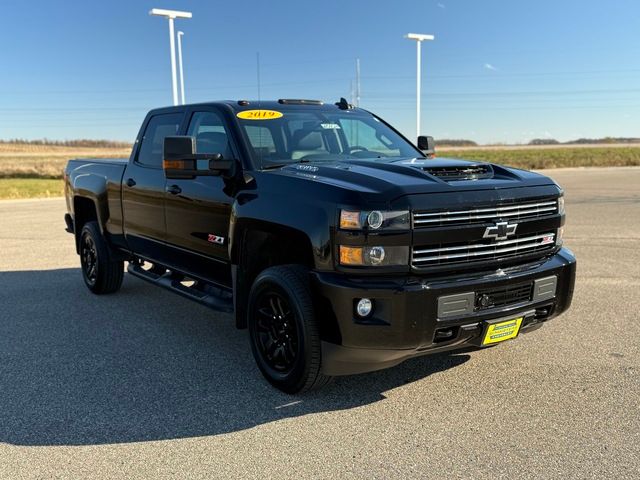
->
[248,265,332,394]
[79,221,124,294]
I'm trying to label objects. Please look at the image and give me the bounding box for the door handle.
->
[166,184,182,195]
[126,178,136,187]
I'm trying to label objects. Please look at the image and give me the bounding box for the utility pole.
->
[177,31,186,104]
[350,79,355,105]
[405,33,434,139]
[149,8,192,106]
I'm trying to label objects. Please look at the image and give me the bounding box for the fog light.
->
[365,246,386,265]
[356,298,373,317]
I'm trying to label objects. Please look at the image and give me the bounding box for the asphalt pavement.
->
[0,167,638,479]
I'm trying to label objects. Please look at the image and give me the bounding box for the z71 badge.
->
[207,234,225,245]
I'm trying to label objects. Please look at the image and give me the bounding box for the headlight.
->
[557,196,565,215]
[339,245,409,266]
[340,210,410,230]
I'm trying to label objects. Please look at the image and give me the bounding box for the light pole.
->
[149,8,192,106]
[177,31,186,104]
[405,33,434,139]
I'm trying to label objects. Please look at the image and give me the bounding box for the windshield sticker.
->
[237,110,283,120]
[320,123,341,129]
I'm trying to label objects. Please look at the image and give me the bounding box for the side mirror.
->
[417,135,435,156]
[163,136,234,179]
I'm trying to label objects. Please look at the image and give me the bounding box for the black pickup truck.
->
[64,98,576,393]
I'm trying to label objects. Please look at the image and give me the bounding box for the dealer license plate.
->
[482,317,523,346]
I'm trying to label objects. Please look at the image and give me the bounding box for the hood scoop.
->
[422,163,494,181]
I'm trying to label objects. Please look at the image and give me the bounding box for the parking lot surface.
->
[0,168,638,479]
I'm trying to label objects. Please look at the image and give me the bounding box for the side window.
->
[137,113,182,167]
[187,111,234,158]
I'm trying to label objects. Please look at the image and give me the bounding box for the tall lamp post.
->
[177,31,186,105]
[405,33,434,139]
[149,8,192,106]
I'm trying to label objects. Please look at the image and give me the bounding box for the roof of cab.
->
[223,99,354,112]
[149,99,360,114]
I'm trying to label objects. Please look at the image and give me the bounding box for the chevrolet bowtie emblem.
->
[483,221,518,240]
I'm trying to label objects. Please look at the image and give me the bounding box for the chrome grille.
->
[412,232,556,268]
[413,200,557,227]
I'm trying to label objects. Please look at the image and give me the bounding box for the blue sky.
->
[1,0,638,143]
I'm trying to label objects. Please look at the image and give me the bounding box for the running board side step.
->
[127,263,234,313]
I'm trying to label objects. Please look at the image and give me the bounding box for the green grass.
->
[0,178,64,199]
[437,147,640,169]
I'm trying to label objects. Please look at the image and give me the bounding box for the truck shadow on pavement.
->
[0,268,470,446]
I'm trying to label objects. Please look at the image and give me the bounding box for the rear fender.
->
[71,173,110,235]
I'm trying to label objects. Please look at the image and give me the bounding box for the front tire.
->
[248,265,332,394]
[79,221,124,294]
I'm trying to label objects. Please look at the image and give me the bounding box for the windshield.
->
[236,109,422,168]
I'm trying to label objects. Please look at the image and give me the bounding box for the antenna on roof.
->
[256,52,261,103]
[355,58,361,107]
[256,52,264,169]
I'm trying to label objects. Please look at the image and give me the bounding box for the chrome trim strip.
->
[413,201,558,225]
[412,234,555,264]
[413,201,557,218]
[413,233,554,255]
[414,207,557,224]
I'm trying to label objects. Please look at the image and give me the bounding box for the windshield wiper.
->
[261,163,288,170]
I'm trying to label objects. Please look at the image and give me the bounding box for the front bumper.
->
[312,248,576,376]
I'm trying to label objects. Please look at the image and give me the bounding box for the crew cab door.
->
[163,108,237,287]
[122,111,183,261]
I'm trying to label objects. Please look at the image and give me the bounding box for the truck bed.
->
[67,157,128,169]
[65,157,130,241]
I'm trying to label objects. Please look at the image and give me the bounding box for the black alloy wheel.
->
[80,233,98,286]
[248,265,332,393]
[255,290,299,373]
[79,221,124,294]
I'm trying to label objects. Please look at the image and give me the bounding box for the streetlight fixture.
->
[405,33,434,139]
[149,8,192,106]
[177,31,186,105]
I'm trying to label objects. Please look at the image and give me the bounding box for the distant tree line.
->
[0,139,132,148]
[435,139,478,147]
[529,137,640,145]
[528,138,561,145]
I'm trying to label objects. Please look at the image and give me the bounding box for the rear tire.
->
[79,221,124,294]
[248,265,332,394]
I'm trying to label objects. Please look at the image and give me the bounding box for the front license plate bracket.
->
[482,316,524,346]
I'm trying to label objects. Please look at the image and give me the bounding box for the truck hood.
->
[269,157,555,199]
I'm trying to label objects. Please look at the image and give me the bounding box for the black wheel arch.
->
[231,220,314,329]
[73,196,100,254]
[72,195,127,262]
[231,219,342,348]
